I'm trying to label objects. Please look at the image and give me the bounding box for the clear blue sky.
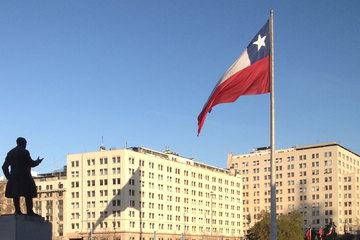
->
[1,1,359,175]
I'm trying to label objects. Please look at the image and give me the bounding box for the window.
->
[112,156,121,163]
[312,170,319,175]
[100,179,108,186]
[325,193,333,199]
[300,179,307,184]
[325,185,332,190]
[325,160,332,166]
[71,161,79,167]
[100,158,108,164]
[299,163,307,168]
[312,153,319,159]
[149,162,154,169]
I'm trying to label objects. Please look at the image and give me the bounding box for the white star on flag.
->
[253,34,267,51]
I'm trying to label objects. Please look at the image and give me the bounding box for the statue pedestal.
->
[0,214,52,240]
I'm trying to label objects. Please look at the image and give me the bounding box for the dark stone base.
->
[0,214,52,240]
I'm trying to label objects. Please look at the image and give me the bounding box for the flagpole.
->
[269,9,277,240]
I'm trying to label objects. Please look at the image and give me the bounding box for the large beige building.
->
[66,147,243,240]
[227,142,360,236]
[34,169,67,240]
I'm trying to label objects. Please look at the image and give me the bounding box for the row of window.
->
[236,152,333,168]
[71,156,121,168]
[242,168,334,181]
[242,162,333,175]
[74,159,241,192]
[73,222,242,237]
[339,152,359,166]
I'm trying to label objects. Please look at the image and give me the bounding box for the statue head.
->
[16,137,27,148]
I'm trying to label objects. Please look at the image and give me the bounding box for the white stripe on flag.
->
[218,49,251,85]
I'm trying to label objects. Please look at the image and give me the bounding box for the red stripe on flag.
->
[197,56,270,135]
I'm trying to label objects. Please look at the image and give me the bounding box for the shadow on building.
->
[88,167,141,240]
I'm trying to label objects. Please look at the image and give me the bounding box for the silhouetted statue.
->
[2,137,43,215]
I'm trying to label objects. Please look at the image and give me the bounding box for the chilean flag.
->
[318,228,323,240]
[326,226,334,236]
[197,20,270,136]
[306,229,311,240]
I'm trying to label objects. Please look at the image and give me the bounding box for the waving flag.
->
[306,229,311,240]
[197,20,270,135]
[318,228,323,240]
[326,225,334,236]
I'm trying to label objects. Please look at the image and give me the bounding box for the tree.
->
[247,211,271,240]
[277,211,303,240]
[247,211,303,240]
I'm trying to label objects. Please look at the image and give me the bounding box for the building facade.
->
[0,180,17,215]
[34,169,67,240]
[0,169,66,240]
[227,142,360,236]
[66,147,243,240]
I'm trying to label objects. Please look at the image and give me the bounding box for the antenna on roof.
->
[99,136,106,151]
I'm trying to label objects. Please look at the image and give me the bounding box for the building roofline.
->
[294,142,338,150]
[337,144,360,157]
[130,147,231,175]
[68,146,232,176]
[294,142,360,157]
[232,142,360,158]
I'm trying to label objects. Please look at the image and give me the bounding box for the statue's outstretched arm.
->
[27,151,43,168]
